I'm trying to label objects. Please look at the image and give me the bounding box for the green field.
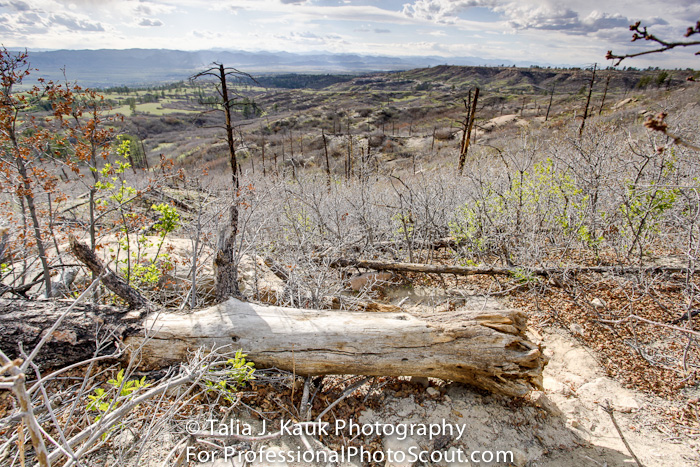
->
[108,101,200,116]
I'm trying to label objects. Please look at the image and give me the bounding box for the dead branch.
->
[0,353,50,467]
[69,235,148,310]
[601,400,644,467]
[607,20,700,66]
[597,314,700,338]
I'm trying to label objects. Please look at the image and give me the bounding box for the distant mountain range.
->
[18,48,536,87]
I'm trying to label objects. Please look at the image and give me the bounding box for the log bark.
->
[0,298,546,397]
[0,299,138,368]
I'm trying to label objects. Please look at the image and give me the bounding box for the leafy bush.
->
[203,350,256,404]
[87,369,150,420]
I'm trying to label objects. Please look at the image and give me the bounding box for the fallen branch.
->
[598,314,700,338]
[1,297,546,397]
[0,353,50,467]
[0,279,43,299]
[140,187,193,213]
[69,235,148,310]
[330,258,695,278]
[601,400,644,467]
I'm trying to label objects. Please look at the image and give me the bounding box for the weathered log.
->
[128,298,545,397]
[69,235,148,309]
[0,297,546,397]
[331,258,695,277]
[331,258,519,277]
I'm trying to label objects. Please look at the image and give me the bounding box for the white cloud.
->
[49,12,104,31]
[400,0,632,33]
[401,0,494,24]
[9,1,31,11]
[138,18,163,26]
[275,30,344,43]
[496,4,630,33]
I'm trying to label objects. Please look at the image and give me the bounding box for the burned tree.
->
[579,63,596,136]
[191,64,254,302]
[457,87,479,175]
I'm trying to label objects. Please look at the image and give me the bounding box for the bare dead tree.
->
[598,73,612,115]
[458,89,472,166]
[458,87,479,175]
[322,129,331,188]
[259,124,267,177]
[579,63,597,136]
[191,63,255,302]
[545,82,555,122]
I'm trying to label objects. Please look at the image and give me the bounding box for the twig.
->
[601,400,644,467]
[315,377,372,422]
[598,314,700,338]
[299,376,311,421]
[27,351,121,395]
[29,360,80,464]
[191,428,283,442]
[363,377,378,404]
[170,436,193,467]
[607,20,700,66]
[47,362,207,464]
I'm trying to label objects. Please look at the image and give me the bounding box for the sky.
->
[0,0,699,68]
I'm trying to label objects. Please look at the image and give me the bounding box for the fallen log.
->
[0,299,139,368]
[0,297,546,397]
[330,258,695,277]
[131,298,546,397]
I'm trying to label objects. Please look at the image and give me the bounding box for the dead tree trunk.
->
[0,299,137,368]
[579,63,597,136]
[0,298,546,397]
[216,63,241,301]
[458,87,479,175]
[545,82,555,122]
[261,132,266,176]
[457,90,472,174]
[599,73,611,115]
[322,129,331,188]
[192,63,251,302]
